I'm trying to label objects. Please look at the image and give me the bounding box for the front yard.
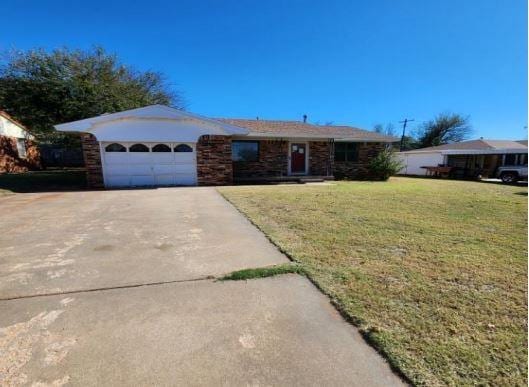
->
[219,178,528,386]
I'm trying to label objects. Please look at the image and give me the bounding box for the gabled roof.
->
[0,110,28,130]
[55,105,249,135]
[218,118,397,142]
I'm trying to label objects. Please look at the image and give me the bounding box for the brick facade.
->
[78,133,385,189]
[80,133,104,188]
[233,140,288,179]
[333,142,385,180]
[0,135,41,173]
[309,141,333,176]
[196,135,233,185]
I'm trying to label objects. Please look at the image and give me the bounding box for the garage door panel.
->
[175,175,197,185]
[106,176,130,187]
[105,164,131,175]
[129,153,152,164]
[152,153,174,163]
[105,153,129,163]
[173,164,194,173]
[174,153,195,163]
[102,142,197,188]
[155,174,176,186]
[130,175,155,186]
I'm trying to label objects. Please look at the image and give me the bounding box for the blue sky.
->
[2,0,527,139]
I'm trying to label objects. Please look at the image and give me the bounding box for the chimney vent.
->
[303,114,307,123]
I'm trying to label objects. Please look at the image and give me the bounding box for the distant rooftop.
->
[402,139,528,153]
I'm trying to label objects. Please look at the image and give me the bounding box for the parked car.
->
[496,165,528,183]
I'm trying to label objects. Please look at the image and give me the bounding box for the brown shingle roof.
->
[217,118,397,142]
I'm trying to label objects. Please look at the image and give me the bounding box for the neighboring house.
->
[55,105,396,188]
[397,139,528,178]
[0,111,41,173]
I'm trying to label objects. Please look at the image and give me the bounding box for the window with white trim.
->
[16,139,27,158]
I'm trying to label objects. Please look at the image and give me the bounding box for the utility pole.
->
[399,118,415,151]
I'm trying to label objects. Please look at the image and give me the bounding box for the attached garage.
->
[102,142,197,187]
[55,105,248,188]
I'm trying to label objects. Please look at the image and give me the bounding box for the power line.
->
[399,118,415,151]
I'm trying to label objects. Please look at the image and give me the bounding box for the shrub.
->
[369,148,403,181]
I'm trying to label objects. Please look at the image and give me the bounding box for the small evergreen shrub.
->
[369,148,403,181]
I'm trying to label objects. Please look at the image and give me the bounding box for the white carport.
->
[55,105,247,188]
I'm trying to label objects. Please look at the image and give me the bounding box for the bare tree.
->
[416,113,471,148]
[373,123,396,136]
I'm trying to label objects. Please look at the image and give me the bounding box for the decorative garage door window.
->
[105,143,126,152]
[152,144,171,152]
[174,144,193,152]
[129,143,150,152]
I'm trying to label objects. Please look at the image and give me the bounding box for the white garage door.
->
[101,142,197,187]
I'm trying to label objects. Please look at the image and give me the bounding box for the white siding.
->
[397,152,445,175]
[0,115,27,139]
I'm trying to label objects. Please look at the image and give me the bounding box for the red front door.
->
[291,143,306,174]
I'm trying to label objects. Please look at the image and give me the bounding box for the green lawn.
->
[0,169,87,195]
[219,178,528,386]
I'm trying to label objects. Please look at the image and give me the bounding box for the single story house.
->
[397,139,528,178]
[55,105,396,188]
[0,110,41,173]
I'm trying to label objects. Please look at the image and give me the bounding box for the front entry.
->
[290,143,307,174]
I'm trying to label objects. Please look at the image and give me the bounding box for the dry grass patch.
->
[219,178,528,386]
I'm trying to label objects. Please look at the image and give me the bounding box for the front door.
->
[290,143,306,174]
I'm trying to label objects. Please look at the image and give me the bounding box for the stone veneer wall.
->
[196,135,233,185]
[0,135,41,173]
[80,133,104,188]
[309,141,333,176]
[333,142,385,179]
[233,140,288,179]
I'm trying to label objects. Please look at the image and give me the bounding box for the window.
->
[152,144,171,152]
[232,141,259,162]
[174,144,193,152]
[334,142,358,162]
[16,139,27,158]
[129,143,149,152]
[105,143,126,152]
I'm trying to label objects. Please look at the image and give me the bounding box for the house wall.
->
[196,135,233,185]
[396,152,444,175]
[233,140,289,179]
[309,141,333,176]
[0,135,41,173]
[333,142,385,179]
[0,114,26,138]
[80,133,104,188]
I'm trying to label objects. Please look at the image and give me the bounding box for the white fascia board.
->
[54,105,249,136]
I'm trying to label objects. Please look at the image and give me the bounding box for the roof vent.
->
[303,114,307,123]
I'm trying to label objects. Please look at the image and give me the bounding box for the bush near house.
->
[369,148,403,180]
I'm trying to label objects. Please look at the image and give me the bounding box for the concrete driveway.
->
[0,188,403,386]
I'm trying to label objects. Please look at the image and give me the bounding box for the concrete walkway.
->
[0,188,404,386]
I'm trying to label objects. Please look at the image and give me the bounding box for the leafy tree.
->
[369,147,403,180]
[416,113,471,148]
[0,47,183,145]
